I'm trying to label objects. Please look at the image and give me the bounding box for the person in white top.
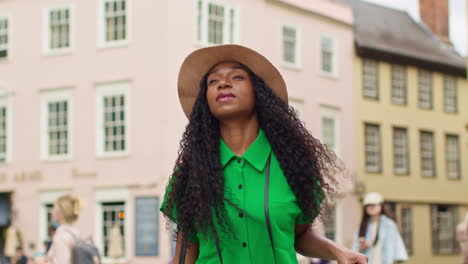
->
[352,192,408,264]
[46,194,82,264]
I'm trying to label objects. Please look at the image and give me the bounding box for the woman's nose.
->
[217,79,232,89]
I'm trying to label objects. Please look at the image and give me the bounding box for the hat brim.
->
[178,44,288,118]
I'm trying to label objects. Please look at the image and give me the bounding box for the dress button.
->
[238,184,243,189]
[242,242,247,248]
[239,212,244,218]
[237,158,242,163]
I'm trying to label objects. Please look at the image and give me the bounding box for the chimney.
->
[419,0,450,44]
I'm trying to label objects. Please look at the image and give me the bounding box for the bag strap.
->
[264,155,278,264]
[178,234,188,264]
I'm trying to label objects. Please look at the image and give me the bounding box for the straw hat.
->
[178,44,288,118]
[363,192,384,206]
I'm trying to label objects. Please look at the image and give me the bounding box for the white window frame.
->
[319,34,338,77]
[0,90,13,163]
[0,13,12,61]
[40,88,73,161]
[42,5,75,56]
[96,81,131,158]
[97,0,132,48]
[194,0,239,46]
[320,106,341,158]
[38,189,72,252]
[95,188,130,264]
[281,23,301,69]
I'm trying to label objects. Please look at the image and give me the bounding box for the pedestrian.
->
[46,194,82,264]
[352,192,408,264]
[14,247,27,264]
[160,44,367,264]
[456,213,468,264]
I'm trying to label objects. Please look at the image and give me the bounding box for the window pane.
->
[391,64,407,105]
[363,59,378,99]
[0,106,7,161]
[47,101,69,156]
[401,207,413,254]
[283,26,296,64]
[0,17,9,58]
[103,94,126,152]
[418,70,433,109]
[208,3,224,44]
[321,37,334,73]
[432,205,458,254]
[393,128,409,174]
[102,202,126,257]
[365,124,381,172]
[446,135,460,179]
[105,0,127,42]
[322,117,336,152]
[420,131,435,177]
[444,77,457,113]
[49,8,71,50]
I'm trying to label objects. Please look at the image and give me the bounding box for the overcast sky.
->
[363,0,467,56]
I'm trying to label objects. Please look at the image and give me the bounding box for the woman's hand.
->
[358,240,370,252]
[335,247,368,264]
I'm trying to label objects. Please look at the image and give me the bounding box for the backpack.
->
[72,240,101,264]
[64,230,101,264]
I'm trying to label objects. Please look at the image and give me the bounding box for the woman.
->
[352,192,408,264]
[47,194,82,264]
[161,44,367,264]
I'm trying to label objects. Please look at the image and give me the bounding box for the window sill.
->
[97,151,130,160]
[98,40,130,50]
[102,257,126,264]
[0,57,11,63]
[42,48,73,57]
[394,172,410,176]
[41,155,73,163]
[320,71,338,80]
[365,169,382,174]
[282,62,302,71]
[362,96,380,102]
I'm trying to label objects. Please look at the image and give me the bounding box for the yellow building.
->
[341,1,468,263]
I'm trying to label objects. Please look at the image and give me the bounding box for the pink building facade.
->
[0,0,358,262]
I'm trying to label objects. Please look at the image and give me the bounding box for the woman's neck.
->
[370,215,381,222]
[219,114,259,156]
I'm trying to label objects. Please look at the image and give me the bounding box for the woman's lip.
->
[216,93,236,102]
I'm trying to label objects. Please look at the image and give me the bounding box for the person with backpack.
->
[46,194,82,264]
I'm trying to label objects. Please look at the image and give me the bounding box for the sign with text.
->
[135,197,159,256]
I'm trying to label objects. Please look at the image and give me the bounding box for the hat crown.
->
[363,192,384,205]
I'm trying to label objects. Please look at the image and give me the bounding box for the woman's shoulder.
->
[380,215,398,229]
[54,225,80,242]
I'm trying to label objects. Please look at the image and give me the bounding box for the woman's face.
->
[52,205,64,223]
[205,61,256,120]
[366,204,382,217]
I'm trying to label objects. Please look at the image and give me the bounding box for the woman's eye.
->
[233,75,245,80]
[208,79,218,85]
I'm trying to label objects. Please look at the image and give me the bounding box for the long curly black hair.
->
[163,64,342,241]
